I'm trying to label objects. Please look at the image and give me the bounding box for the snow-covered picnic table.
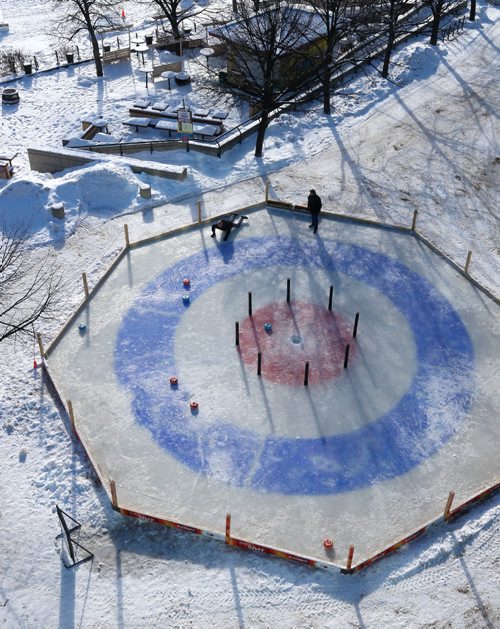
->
[123,117,151,131]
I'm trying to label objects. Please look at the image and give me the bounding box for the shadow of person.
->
[216,239,235,264]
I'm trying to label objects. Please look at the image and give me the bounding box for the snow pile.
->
[0,163,165,246]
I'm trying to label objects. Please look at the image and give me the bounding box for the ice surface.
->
[46,207,500,564]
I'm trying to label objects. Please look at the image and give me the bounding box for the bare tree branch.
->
[0,223,62,344]
[211,0,315,156]
[47,0,123,76]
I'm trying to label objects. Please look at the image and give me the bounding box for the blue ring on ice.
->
[115,237,474,495]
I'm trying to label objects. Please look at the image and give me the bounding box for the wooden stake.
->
[465,250,472,274]
[235,321,239,346]
[124,223,130,247]
[67,400,75,431]
[444,491,455,520]
[257,352,262,376]
[304,361,309,386]
[36,333,45,358]
[82,272,89,298]
[110,480,118,508]
[225,513,232,545]
[343,344,350,369]
[265,181,270,203]
[353,312,360,338]
[412,210,418,231]
[248,291,252,316]
[347,544,355,570]
[286,278,291,303]
[328,286,333,311]
[197,200,202,223]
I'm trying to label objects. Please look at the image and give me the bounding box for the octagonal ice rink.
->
[46,206,500,567]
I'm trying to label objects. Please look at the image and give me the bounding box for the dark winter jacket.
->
[307,193,322,215]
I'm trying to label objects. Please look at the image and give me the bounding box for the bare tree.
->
[212,0,314,157]
[427,0,457,45]
[140,0,211,40]
[375,0,420,78]
[49,0,122,76]
[305,0,355,115]
[0,223,61,343]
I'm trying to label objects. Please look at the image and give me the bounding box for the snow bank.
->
[0,162,166,246]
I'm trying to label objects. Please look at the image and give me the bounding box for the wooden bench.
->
[80,119,109,141]
[0,152,17,179]
[152,61,182,77]
[102,48,131,64]
[155,36,204,52]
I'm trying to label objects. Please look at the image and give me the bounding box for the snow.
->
[1,1,499,626]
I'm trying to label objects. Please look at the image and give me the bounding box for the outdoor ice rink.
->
[46,206,500,566]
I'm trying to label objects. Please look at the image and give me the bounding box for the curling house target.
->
[115,237,474,496]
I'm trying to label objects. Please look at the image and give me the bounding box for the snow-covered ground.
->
[1,1,499,626]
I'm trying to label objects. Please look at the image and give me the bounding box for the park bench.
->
[102,47,131,64]
[0,152,18,179]
[152,60,182,77]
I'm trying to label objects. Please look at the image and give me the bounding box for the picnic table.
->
[151,101,169,111]
[211,110,229,120]
[193,108,210,118]
[155,119,178,133]
[123,117,151,131]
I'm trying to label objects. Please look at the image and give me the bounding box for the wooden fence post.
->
[124,224,130,248]
[225,513,232,545]
[197,200,202,223]
[412,210,418,231]
[82,272,89,299]
[444,491,455,520]
[465,250,472,274]
[265,181,270,203]
[110,480,118,508]
[67,400,75,431]
[347,545,355,570]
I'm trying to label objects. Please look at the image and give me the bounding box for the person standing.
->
[307,189,322,233]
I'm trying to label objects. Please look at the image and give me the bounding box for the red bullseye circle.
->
[238,301,356,385]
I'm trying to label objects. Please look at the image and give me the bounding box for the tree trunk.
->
[90,31,103,76]
[469,0,476,21]
[323,65,331,115]
[382,32,394,78]
[430,12,440,46]
[170,17,181,40]
[254,109,269,158]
